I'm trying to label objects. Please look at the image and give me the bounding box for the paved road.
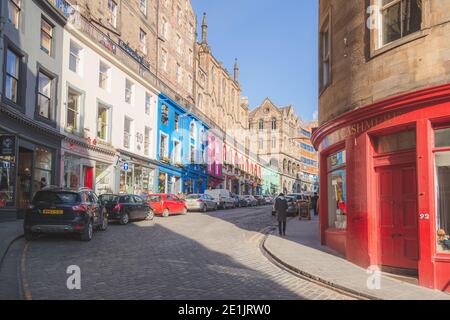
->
[2,206,354,300]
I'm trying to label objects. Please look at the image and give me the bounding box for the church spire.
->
[234,58,239,82]
[201,12,208,45]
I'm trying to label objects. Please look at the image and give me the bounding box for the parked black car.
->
[101,194,153,225]
[24,188,108,241]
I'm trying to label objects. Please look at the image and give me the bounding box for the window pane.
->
[6,50,19,77]
[402,0,422,37]
[382,1,402,44]
[97,105,108,140]
[5,76,18,102]
[375,130,416,154]
[328,169,347,229]
[435,128,450,148]
[41,20,52,54]
[38,72,51,97]
[435,151,450,252]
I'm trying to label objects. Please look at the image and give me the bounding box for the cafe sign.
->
[118,39,150,70]
[0,135,16,156]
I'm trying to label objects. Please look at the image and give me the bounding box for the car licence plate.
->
[43,209,64,215]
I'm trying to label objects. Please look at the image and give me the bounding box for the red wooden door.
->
[377,164,419,270]
[84,166,94,189]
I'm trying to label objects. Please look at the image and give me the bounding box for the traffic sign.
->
[123,162,129,171]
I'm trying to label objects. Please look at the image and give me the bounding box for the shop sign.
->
[118,39,150,70]
[321,111,403,151]
[0,135,16,156]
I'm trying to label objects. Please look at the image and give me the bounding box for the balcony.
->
[42,0,75,25]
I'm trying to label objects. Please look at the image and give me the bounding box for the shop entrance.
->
[376,155,419,271]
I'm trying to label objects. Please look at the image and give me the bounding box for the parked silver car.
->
[244,195,258,207]
[185,194,218,212]
[205,189,235,209]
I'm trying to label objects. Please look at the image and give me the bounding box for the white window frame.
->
[124,117,133,149]
[125,79,134,104]
[99,61,111,90]
[139,28,147,55]
[66,87,82,133]
[160,132,169,158]
[69,40,83,75]
[97,102,111,142]
[173,139,181,164]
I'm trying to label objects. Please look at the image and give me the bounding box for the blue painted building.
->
[156,93,208,194]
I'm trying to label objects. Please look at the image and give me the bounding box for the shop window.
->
[63,154,81,189]
[95,162,112,195]
[36,71,55,121]
[435,127,450,148]
[327,150,347,230]
[144,127,151,157]
[435,151,450,252]
[375,130,416,154]
[158,172,167,193]
[34,147,53,192]
[0,135,16,208]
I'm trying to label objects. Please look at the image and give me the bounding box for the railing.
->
[47,0,75,18]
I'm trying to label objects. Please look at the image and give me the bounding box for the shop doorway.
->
[376,156,419,271]
[17,147,33,214]
[83,166,93,189]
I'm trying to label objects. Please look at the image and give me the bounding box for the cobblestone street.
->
[6,207,354,300]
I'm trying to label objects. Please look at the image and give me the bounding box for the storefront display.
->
[33,147,53,192]
[63,154,82,189]
[120,163,156,195]
[327,150,346,230]
[434,135,450,252]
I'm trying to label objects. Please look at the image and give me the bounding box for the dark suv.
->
[24,188,108,241]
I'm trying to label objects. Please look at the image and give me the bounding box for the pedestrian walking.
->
[311,192,319,216]
[275,193,288,236]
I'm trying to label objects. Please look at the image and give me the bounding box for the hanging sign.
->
[0,135,16,156]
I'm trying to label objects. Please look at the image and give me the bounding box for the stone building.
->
[249,98,318,194]
[313,0,450,292]
[70,0,196,106]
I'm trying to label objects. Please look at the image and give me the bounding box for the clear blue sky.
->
[191,0,319,121]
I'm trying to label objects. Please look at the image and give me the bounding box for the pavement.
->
[0,219,23,268]
[262,214,450,300]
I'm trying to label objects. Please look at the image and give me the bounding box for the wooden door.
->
[377,164,419,270]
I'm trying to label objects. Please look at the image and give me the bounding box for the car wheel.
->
[99,213,108,231]
[120,213,129,225]
[146,209,155,221]
[214,204,218,211]
[24,231,35,241]
[162,209,170,217]
[202,204,207,213]
[80,221,93,241]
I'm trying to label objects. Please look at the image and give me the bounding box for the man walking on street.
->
[275,193,288,236]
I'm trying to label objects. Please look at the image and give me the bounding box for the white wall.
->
[60,29,159,159]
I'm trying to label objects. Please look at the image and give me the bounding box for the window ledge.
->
[370,30,430,59]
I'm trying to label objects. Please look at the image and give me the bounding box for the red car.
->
[147,194,187,217]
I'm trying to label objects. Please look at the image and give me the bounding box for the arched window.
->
[259,119,264,131]
[272,118,277,130]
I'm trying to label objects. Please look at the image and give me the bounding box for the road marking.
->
[20,242,32,300]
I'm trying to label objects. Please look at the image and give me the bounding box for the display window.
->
[434,127,450,253]
[158,172,167,193]
[63,154,81,189]
[327,150,347,230]
[34,146,53,192]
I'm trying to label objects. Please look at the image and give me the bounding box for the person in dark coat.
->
[311,192,319,216]
[275,193,288,236]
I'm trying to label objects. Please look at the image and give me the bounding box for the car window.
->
[187,195,200,199]
[81,192,90,204]
[133,196,144,203]
[166,195,173,201]
[33,191,81,204]
[88,192,99,204]
[148,196,162,202]
[100,194,115,202]
[120,196,133,203]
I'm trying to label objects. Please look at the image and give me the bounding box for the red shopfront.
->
[312,84,450,292]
